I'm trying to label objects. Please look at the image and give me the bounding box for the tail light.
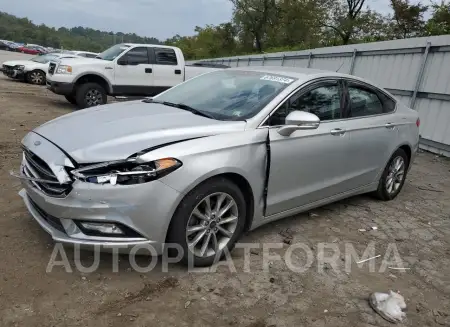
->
[416,118,420,127]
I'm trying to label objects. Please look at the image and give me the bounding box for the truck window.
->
[121,47,149,65]
[154,48,178,66]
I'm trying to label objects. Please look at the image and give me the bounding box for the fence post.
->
[307,52,313,68]
[228,58,231,67]
[236,58,240,67]
[410,42,431,109]
[221,59,224,65]
[262,56,266,66]
[248,58,251,66]
[281,54,286,66]
[349,49,357,74]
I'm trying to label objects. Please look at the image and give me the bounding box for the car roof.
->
[229,65,383,88]
[123,43,174,49]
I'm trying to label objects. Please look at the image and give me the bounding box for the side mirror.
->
[277,110,320,136]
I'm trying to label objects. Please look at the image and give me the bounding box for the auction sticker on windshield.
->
[260,75,294,84]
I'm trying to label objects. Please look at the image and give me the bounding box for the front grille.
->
[2,65,13,75]
[22,147,72,197]
[28,196,66,233]
[48,62,56,75]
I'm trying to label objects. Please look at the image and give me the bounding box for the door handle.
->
[330,128,346,136]
[174,69,181,75]
[385,123,395,129]
[145,68,152,73]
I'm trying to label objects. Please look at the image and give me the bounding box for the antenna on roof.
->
[336,61,345,72]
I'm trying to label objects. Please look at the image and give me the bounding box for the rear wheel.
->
[374,148,409,201]
[27,70,45,85]
[75,82,107,109]
[167,177,246,267]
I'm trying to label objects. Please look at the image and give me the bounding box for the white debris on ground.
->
[369,290,407,324]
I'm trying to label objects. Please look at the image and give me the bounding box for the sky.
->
[0,0,431,41]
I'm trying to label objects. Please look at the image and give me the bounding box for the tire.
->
[64,95,77,105]
[75,82,107,109]
[166,177,247,267]
[27,70,45,85]
[374,148,409,201]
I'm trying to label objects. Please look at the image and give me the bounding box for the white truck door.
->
[150,47,183,93]
[114,46,154,95]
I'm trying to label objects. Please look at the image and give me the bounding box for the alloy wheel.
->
[185,192,239,257]
[30,72,43,84]
[85,89,103,106]
[386,156,405,194]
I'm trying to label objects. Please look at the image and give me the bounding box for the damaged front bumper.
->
[2,66,26,79]
[13,132,184,255]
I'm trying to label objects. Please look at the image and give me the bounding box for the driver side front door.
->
[114,47,154,95]
[265,79,353,216]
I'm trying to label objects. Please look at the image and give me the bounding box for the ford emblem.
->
[34,141,41,146]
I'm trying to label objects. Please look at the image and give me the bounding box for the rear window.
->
[154,48,178,65]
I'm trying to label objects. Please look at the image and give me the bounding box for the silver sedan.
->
[13,67,420,266]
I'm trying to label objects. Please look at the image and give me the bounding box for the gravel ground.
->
[0,72,449,327]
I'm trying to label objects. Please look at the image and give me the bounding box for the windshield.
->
[153,70,296,121]
[97,44,130,61]
[31,54,58,63]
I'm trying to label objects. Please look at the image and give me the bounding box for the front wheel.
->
[75,82,107,109]
[27,70,45,85]
[167,177,246,267]
[374,148,409,201]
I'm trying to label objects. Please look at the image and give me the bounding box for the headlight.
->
[15,65,25,70]
[56,65,72,74]
[71,158,182,185]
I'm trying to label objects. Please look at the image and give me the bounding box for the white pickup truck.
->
[46,43,228,108]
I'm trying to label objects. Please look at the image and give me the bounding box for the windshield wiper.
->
[143,99,216,119]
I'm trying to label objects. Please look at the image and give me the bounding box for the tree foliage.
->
[2,1,450,61]
[0,11,160,52]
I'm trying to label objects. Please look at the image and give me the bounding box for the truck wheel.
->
[64,95,77,105]
[75,83,107,109]
[27,70,45,85]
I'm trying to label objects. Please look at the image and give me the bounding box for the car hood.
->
[32,101,247,163]
[58,57,106,66]
[2,60,35,67]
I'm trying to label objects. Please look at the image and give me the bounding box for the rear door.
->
[114,46,154,95]
[150,47,183,93]
[341,80,399,188]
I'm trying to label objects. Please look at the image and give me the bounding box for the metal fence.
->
[193,35,450,157]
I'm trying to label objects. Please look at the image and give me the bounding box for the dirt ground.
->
[0,73,449,327]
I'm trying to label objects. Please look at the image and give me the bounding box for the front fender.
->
[73,71,113,93]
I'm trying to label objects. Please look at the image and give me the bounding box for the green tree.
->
[426,1,450,35]
[390,0,428,38]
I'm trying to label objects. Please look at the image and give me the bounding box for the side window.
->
[85,53,97,58]
[77,53,87,57]
[268,82,341,126]
[378,92,396,113]
[348,85,383,117]
[121,47,149,65]
[154,48,178,65]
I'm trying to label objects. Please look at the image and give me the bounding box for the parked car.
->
[2,53,83,85]
[0,40,20,51]
[17,45,41,55]
[45,43,228,108]
[12,67,420,266]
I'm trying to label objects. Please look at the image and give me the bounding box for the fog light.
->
[80,222,124,235]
